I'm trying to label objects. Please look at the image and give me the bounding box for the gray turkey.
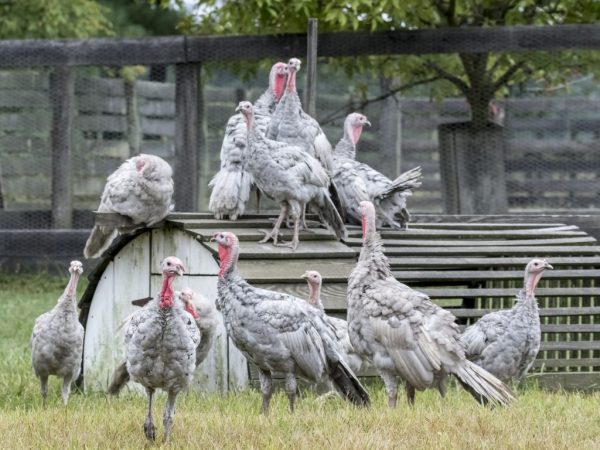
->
[31,260,84,406]
[209,61,289,220]
[301,270,364,374]
[214,231,370,414]
[461,258,553,383]
[332,113,422,230]
[83,154,173,259]
[125,256,200,442]
[107,286,217,395]
[237,101,346,250]
[267,58,333,171]
[347,201,515,407]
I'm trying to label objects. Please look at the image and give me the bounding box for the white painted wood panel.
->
[150,227,218,275]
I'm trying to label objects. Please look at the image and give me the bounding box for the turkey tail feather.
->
[313,191,347,240]
[208,169,253,220]
[107,361,130,395]
[330,359,371,407]
[454,361,515,407]
[376,166,423,201]
[84,225,118,259]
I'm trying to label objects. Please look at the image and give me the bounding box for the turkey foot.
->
[259,229,287,246]
[144,417,156,442]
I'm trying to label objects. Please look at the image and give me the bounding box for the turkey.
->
[347,201,515,407]
[214,231,370,414]
[31,260,84,406]
[237,101,346,250]
[267,58,333,171]
[209,62,289,220]
[301,270,363,374]
[125,256,200,442]
[107,286,217,395]
[83,154,174,259]
[461,258,553,383]
[332,113,422,230]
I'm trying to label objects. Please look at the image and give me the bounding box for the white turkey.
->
[332,113,422,230]
[208,61,289,220]
[267,58,333,171]
[461,258,553,383]
[214,231,370,414]
[31,260,84,406]
[237,101,346,250]
[347,201,515,407]
[107,286,217,395]
[83,154,173,259]
[125,256,199,442]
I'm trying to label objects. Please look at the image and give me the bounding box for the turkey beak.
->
[365,120,371,127]
[543,262,553,270]
[175,263,185,276]
[300,273,308,279]
[235,105,241,112]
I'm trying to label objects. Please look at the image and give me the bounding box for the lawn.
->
[1,273,600,449]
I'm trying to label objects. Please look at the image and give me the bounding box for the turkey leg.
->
[143,387,156,441]
[259,204,287,246]
[163,391,177,443]
[380,371,398,408]
[258,369,273,415]
[61,378,71,406]
[40,375,48,406]
[284,372,298,413]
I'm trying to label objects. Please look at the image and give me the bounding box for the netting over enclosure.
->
[0,26,598,267]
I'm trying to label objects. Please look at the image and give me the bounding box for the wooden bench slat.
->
[388,256,600,268]
[391,269,600,282]
[186,226,333,242]
[238,259,355,281]
[450,306,600,318]
[533,358,600,368]
[539,341,600,351]
[346,236,597,247]
[371,246,600,256]
[202,241,356,259]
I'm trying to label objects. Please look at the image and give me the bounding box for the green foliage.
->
[100,0,184,37]
[0,0,112,39]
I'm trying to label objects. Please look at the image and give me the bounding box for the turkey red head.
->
[524,258,553,298]
[213,231,240,277]
[358,201,376,241]
[345,113,371,146]
[180,287,200,319]
[161,256,185,277]
[301,270,322,306]
[270,62,289,103]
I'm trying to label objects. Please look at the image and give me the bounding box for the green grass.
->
[1,274,600,449]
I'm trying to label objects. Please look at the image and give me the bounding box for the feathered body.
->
[31,261,84,405]
[347,201,514,407]
[267,58,333,171]
[125,257,199,442]
[238,101,346,250]
[333,113,422,230]
[84,154,173,259]
[209,62,288,220]
[302,270,364,374]
[461,259,552,383]
[214,231,369,414]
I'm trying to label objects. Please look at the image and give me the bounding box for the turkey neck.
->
[254,87,276,116]
[357,213,392,279]
[524,270,544,301]
[159,275,177,309]
[218,242,240,279]
[307,282,324,310]
[59,270,81,308]
[335,120,361,160]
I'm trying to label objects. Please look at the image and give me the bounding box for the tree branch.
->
[423,60,470,96]
[493,60,527,92]
[319,76,441,125]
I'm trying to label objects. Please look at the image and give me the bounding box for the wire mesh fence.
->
[0,26,598,268]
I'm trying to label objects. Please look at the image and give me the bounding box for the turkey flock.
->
[31,58,559,443]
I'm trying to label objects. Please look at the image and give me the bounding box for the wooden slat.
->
[531,373,600,392]
[185,227,334,242]
[541,324,600,333]
[347,236,596,247]
[451,306,600,318]
[533,358,600,368]
[540,341,600,351]
[374,246,600,257]
[202,240,356,259]
[346,226,585,239]
[388,256,600,268]
[391,269,600,282]
[238,259,355,282]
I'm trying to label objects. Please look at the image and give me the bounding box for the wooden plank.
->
[346,226,585,239]
[171,217,323,230]
[533,358,600,368]
[202,240,356,259]
[174,63,199,211]
[237,258,356,282]
[185,227,334,242]
[539,341,600,351]
[541,324,600,333]
[451,306,600,318]
[347,236,596,247]
[374,246,600,257]
[391,269,600,282]
[393,222,569,229]
[532,373,600,392]
[304,18,318,118]
[388,256,600,268]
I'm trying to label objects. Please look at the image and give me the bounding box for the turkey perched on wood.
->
[237,101,346,250]
[461,258,553,383]
[267,58,333,171]
[83,154,174,259]
[31,260,84,406]
[347,201,515,407]
[125,256,200,442]
[209,62,289,220]
[332,113,422,230]
[108,286,217,396]
[214,231,370,414]
[301,270,364,374]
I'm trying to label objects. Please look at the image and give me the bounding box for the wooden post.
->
[124,79,140,155]
[174,63,200,211]
[50,66,74,229]
[439,121,508,214]
[304,18,318,117]
[379,76,403,177]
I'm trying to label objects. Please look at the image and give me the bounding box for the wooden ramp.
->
[168,213,600,390]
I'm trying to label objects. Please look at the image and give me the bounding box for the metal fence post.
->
[305,18,318,118]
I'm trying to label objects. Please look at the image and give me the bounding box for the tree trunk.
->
[439,121,508,214]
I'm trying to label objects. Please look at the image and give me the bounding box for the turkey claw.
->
[144,421,156,442]
[275,240,298,251]
[258,229,284,245]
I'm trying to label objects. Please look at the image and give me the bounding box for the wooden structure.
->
[79,213,600,392]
